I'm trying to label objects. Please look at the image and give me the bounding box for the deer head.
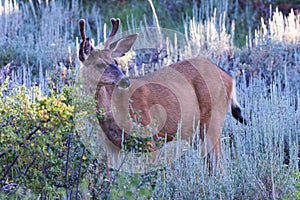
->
[79,18,137,89]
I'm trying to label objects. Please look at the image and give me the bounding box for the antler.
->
[104,18,120,49]
[79,19,86,40]
[78,19,94,62]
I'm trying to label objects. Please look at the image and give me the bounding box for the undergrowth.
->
[0,0,299,199]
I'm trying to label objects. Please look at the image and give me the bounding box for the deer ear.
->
[110,34,138,57]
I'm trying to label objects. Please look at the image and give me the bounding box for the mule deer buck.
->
[78,18,246,173]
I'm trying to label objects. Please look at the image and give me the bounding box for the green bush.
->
[0,81,91,198]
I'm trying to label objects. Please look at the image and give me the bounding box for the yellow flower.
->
[61,69,67,79]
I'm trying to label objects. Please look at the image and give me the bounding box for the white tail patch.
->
[230,80,247,125]
[231,80,241,108]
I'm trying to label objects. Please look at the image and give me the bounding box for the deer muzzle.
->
[117,77,130,89]
[100,62,131,89]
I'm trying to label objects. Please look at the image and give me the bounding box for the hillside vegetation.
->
[0,0,299,199]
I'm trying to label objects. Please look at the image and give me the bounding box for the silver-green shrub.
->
[0,0,299,199]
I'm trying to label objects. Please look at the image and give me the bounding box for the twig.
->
[75,146,85,200]
[23,155,36,176]
[25,126,41,140]
[1,152,20,185]
[1,126,40,183]
[65,134,71,199]
[0,147,13,159]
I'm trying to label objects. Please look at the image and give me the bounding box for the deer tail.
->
[231,81,247,125]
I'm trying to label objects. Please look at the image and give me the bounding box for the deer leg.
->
[206,130,222,175]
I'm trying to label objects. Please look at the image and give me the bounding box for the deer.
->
[78,18,246,174]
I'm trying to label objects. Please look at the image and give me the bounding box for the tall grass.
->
[0,0,78,65]
[251,8,300,46]
[0,0,299,199]
[152,66,299,199]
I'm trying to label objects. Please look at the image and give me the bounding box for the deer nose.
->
[117,77,130,89]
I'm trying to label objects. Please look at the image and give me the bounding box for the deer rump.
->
[95,57,234,151]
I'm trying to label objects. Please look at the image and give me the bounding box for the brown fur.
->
[95,58,234,171]
[79,18,245,173]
